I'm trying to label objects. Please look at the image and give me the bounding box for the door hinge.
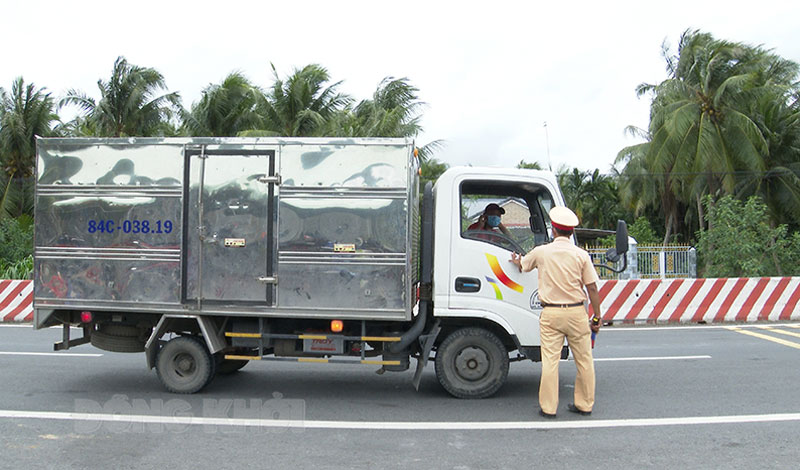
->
[257,174,281,185]
[257,276,278,284]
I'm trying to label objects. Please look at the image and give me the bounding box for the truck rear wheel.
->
[156,336,214,393]
[435,327,509,399]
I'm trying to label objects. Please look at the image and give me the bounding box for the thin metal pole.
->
[544,121,552,171]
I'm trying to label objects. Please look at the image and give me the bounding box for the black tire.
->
[434,327,509,399]
[90,330,146,353]
[156,336,214,394]
[216,359,248,375]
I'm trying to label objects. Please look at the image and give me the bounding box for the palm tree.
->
[329,77,423,137]
[557,167,623,230]
[736,87,800,229]
[247,64,350,137]
[182,72,265,136]
[60,56,180,137]
[621,30,800,240]
[0,77,58,218]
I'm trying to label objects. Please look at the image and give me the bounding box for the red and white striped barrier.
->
[592,277,800,323]
[1,280,33,322]
[3,278,800,324]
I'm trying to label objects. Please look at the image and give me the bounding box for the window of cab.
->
[459,180,555,253]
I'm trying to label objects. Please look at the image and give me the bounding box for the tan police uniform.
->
[518,207,599,415]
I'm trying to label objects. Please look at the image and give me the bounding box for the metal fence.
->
[586,244,696,280]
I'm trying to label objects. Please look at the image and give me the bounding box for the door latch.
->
[257,174,281,185]
[257,276,278,284]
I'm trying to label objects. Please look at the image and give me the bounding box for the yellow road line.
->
[727,327,800,350]
[756,326,800,339]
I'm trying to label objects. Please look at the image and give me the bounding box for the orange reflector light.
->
[80,311,93,323]
[413,148,419,158]
[331,320,343,333]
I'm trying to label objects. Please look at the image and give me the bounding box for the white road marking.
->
[593,355,711,362]
[0,352,102,357]
[0,409,798,430]
[605,323,800,331]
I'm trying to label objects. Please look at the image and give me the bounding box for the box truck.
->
[33,137,626,398]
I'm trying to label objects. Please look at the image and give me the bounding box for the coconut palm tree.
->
[246,64,350,137]
[182,72,265,136]
[736,87,800,229]
[0,77,58,218]
[621,30,800,240]
[61,56,180,137]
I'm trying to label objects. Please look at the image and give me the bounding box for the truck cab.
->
[434,167,562,348]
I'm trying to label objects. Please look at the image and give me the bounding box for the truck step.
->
[223,354,401,366]
[225,332,401,342]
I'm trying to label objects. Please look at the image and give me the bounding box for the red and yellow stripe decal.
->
[485,253,524,293]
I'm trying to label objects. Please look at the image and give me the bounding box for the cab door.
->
[447,177,556,345]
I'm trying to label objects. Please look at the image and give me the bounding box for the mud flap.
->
[412,320,441,391]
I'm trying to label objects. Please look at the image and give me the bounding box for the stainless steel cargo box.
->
[34,137,419,326]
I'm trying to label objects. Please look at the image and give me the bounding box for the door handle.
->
[455,277,481,293]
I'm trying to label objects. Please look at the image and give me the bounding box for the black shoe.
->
[539,409,557,419]
[566,403,591,416]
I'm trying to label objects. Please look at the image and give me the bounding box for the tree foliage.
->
[696,195,800,277]
[0,77,57,218]
[61,56,181,137]
[557,167,624,230]
[617,30,800,242]
[182,72,264,136]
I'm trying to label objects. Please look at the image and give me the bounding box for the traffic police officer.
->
[509,206,602,418]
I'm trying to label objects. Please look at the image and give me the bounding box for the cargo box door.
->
[184,148,277,305]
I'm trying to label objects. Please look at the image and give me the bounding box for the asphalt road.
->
[1,323,799,469]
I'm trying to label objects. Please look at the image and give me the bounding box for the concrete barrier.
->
[1,280,33,322]
[592,277,800,323]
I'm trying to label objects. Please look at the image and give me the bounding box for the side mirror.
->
[594,219,629,273]
[615,219,629,255]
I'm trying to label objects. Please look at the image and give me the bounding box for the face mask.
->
[487,215,501,227]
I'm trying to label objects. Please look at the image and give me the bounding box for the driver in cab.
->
[467,203,511,238]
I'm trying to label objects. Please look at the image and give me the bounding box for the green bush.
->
[696,195,800,277]
[0,216,34,266]
[0,255,33,279]
[0,217,34,279]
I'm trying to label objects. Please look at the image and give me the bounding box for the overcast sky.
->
[3,0,799,172]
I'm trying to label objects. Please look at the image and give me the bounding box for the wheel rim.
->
[172,352,197,379]
[454,346,490,381]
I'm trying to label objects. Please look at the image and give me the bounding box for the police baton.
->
[590,316,601,348]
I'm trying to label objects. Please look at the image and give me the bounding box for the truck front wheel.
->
[156,336,214,393]
[435,327,509,399]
